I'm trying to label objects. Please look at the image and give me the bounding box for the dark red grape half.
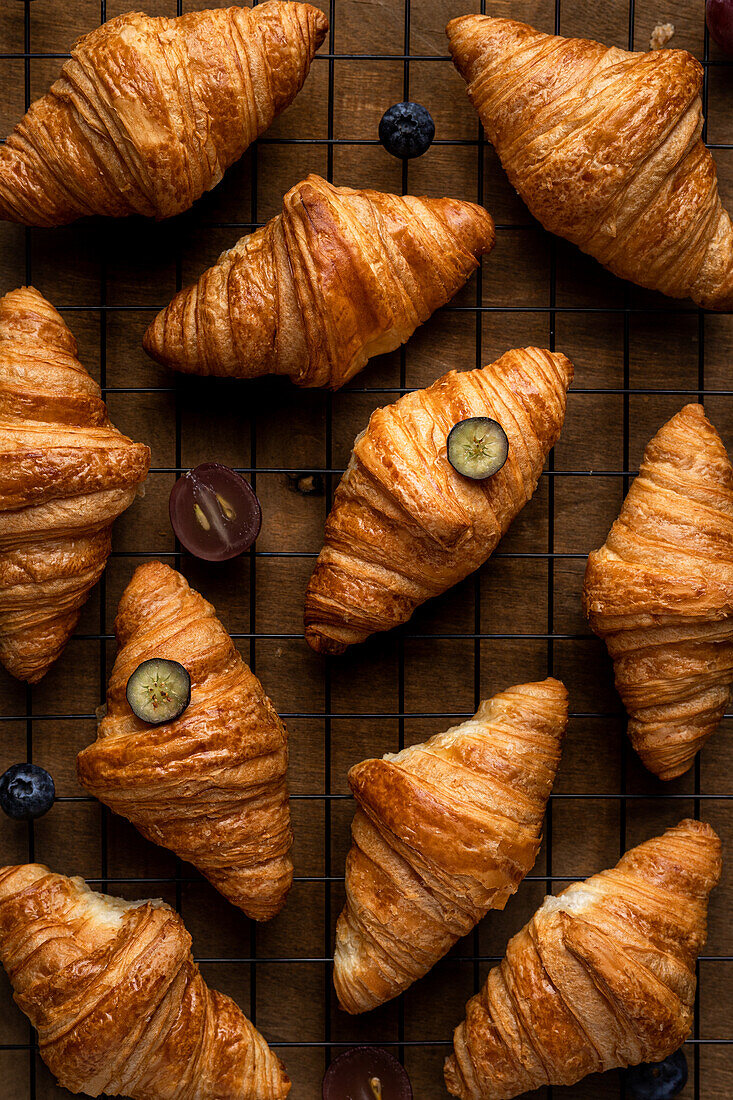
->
[707,0,733,55]
[169,463,261,561]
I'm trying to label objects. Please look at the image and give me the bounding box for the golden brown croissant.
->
[584,404,733,780]
[0,863,290,1098]
[0,287,150,683]
[445,818,721,1100]
[334,678,568,1014]
[305,347,573,653]
[77,561,293,921]
[447,16,733,309]
[0,3,327,225]
[143,174,495,388]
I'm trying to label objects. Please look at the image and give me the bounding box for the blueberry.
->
[623,1049,688,1100]
[379,102,435,159]
[0,763,55,820]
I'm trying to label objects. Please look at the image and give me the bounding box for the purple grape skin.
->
[707,0,733,55]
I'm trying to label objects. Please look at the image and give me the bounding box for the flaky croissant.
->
[77,561,293,921]
[447,16,733,309]
[305,347,573,653]
[0,863,290,1099]
[0,3,327,225]
[0,287,150,683]
[445,818,721,1100]
[334,678,567,1014]
[143,174,495,388]
[584,404,733,780]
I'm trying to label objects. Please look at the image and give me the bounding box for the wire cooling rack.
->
[0,0,731,1097]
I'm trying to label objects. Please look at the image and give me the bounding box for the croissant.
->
[445,818,722,1100]
[0,3,327,225]
[334,678,568,1014]
[447,16,733,309]
[583,404,733,780]
[77,561,293,921]
[304,347,573,653]
[143,174,495,389]
[0,863,290,1098]
[0,287,150,683]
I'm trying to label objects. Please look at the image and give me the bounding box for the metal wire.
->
[2,2,730,1097]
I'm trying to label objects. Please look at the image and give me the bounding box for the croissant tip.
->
[305,625,348,655]
[142,316,172,369]
[308,4,330,46]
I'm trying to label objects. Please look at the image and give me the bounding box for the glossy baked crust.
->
[77,561,293,921]
[304,347,573,653]
[143,174,495,388]
[0,287,150,683]
[583,403,733,780]
[0,3,327,225]
[447,15,733,309]
[445,818,722,1100]
[0,863,291,1098]
[334,678,568,1013]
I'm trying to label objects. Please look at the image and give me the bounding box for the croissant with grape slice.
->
[0,2,328,225]
[304,347,573,653]
[0,286,150,683]
[143,174,495,389]
[334,677,567,1014]
[0,863,291,1098]
[584,403,733,780]
[445,818,722,1100]
[77,561,293,921]
[447,15,733,309]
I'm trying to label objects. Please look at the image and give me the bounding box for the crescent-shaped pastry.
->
[334,678,568,1014]
[304,347,573,653]
[445,818,722,1100]
[0,863,291,1098]
[584,404,733,780]
[447,15,733,309]
[77,561,293,921]
[0,286,150,683]
[0,2,328,225]
[143,174,495,389]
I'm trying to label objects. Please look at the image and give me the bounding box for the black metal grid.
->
[0,0,731,1097]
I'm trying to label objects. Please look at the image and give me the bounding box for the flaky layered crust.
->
[334,679,568,1013]
[77,562,293,921]
[143,174,495,388]
[0,3,327,225]
[447,16,733,309]
[0,287,150,683]
[445,819,721,1100]
[0,864,290,1098]
[304,347,573,652]
[584,404,733,779]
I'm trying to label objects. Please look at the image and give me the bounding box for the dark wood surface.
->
[0,1,731,1097]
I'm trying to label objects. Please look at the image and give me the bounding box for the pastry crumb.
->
[649,23,675,49]
[287,472,324,496]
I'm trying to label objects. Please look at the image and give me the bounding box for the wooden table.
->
[0,1,731,1097]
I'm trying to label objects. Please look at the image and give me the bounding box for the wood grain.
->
[0,1,731,1098]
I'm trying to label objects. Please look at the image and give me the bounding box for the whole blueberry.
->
[623,1049,688,1100]
[0,763,55,820]
[379,102,435,159]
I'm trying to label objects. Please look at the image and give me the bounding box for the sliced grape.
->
[169,462,262,561]
[322,1047,412,1100]
[126,658,191,725]
[447,417,509,479]
[707,0,733,55]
